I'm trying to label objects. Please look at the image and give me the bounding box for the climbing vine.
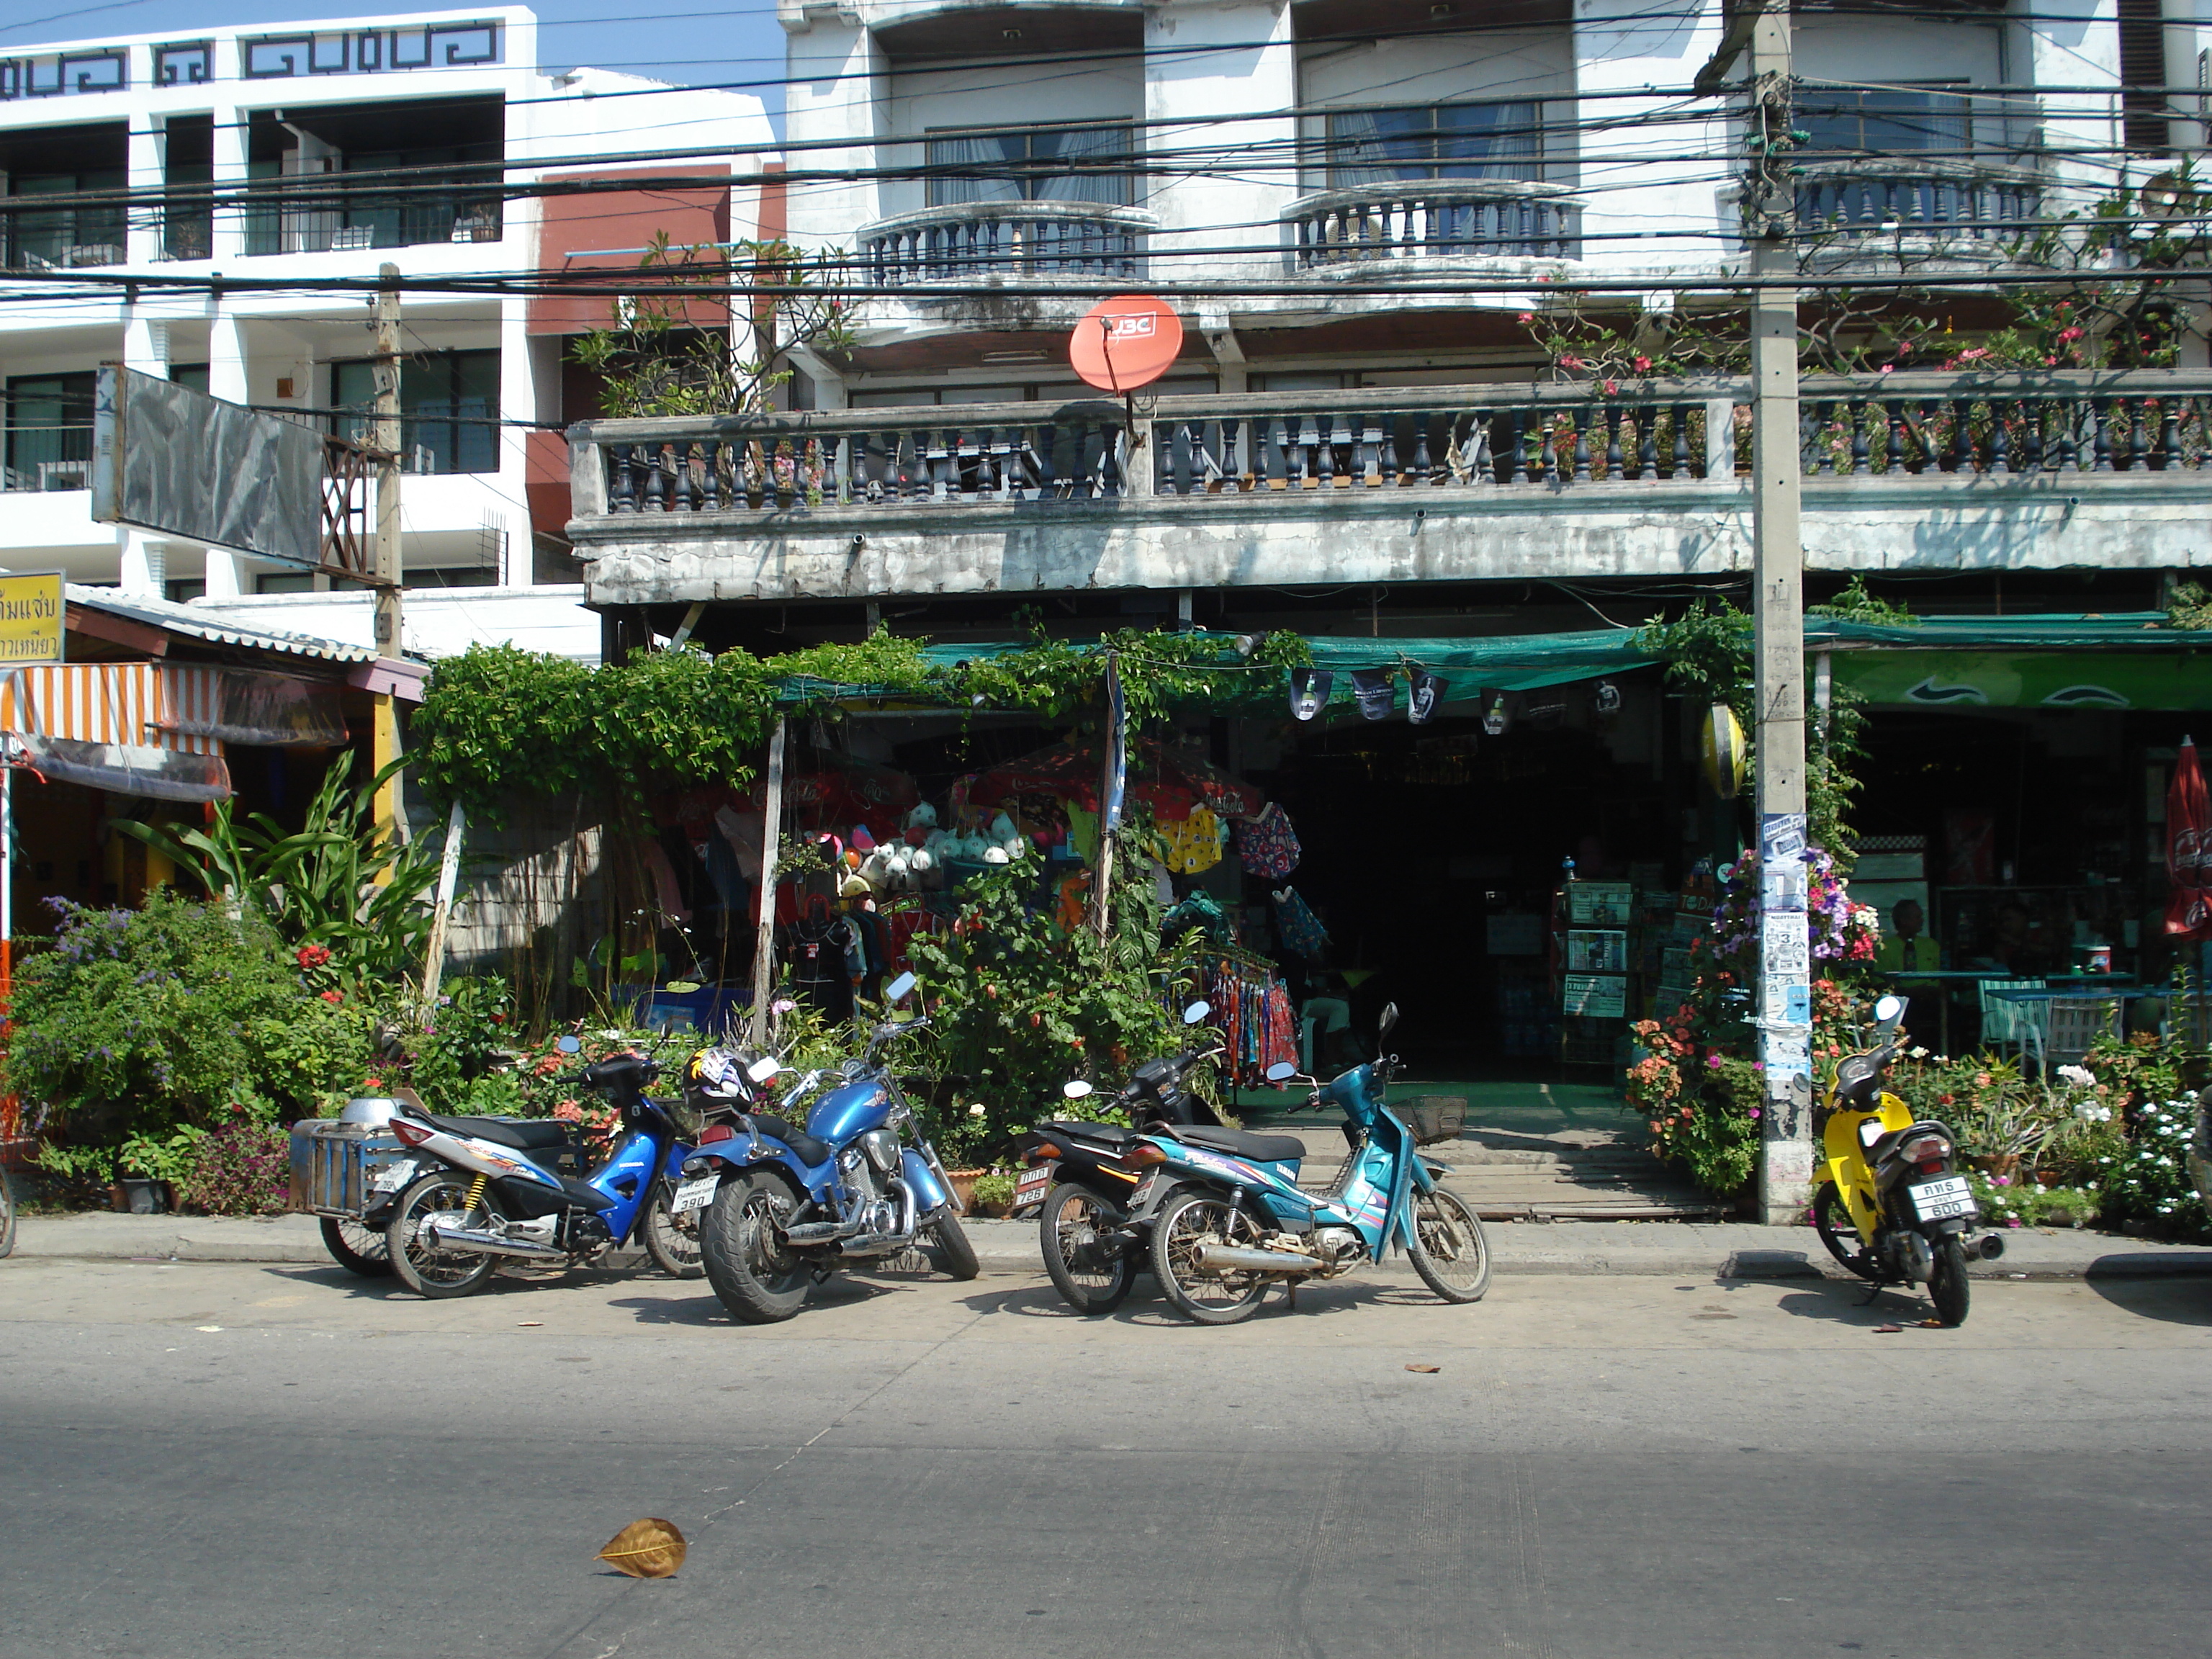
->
[410,627,1310,819]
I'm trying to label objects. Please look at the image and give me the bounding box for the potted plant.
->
[115,1129,204,1215]
[968,1170,1017,1218]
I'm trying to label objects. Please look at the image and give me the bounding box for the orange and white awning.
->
[0,664,228,802]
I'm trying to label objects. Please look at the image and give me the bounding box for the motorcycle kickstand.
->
[1856,1279,1887,1307]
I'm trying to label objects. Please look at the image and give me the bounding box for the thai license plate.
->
[369,1159,418,1195]
[1012,1166,1052,1213]
[670,1174,719,1215]
[1908,1174,1977,1222]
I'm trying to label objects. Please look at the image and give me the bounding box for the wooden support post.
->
[750,716,788,1047]
[371,264,403,665]
[421,799,467,1007]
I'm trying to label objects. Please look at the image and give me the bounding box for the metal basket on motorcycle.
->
[288,1092,424,1218]
[1398,1095,1467,1147]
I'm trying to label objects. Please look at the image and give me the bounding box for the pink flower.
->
[1748,1107,1761,1120]
[1517,312,1534,325]
[1558,354,1583,370]
[1707,1054,1723,1069]
[2057,326,2085,343]
[1603,379,1619,397]
[1632,356,1651,373]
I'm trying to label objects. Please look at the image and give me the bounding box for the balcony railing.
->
[860,202,1154,286]
[567,371,2212,520]
[1794,158,2040,247]
[241,184,502,257]
[2,431,94,493]
[1285,180,1582,269]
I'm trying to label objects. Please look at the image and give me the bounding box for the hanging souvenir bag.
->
[1236,802,1301,881]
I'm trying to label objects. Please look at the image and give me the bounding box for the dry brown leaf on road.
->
[597,1518,687,1578]
[1405,1364,1441,1374]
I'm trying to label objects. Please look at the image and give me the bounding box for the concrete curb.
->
[12,1211,2212,1282]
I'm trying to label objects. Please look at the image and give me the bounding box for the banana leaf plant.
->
[114,755,443,988]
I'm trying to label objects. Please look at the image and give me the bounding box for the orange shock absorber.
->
[463,1174,487,1214]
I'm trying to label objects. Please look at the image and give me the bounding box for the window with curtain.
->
[1325,102,1544,188]
[6,170,127,267]
[331,349,500,475]
[925,125,1136,207]
[1797,86,1974,158]
[5,371,96,487]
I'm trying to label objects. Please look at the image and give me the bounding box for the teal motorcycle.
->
[1118,1004,1491,1324]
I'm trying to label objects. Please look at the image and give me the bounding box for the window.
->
[256,572,315,595]
[1798,87,1972,158]
[166,578,206,604]
[170,364,211,396]
[1325,102,1544,188]
[331,349,500,475]
[6,169,127,268]
[2120,0,2172,154]
[4,372,96,490]
[403,566,496,590]
[925,125,1136,207]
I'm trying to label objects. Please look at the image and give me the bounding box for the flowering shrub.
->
[1965,1171,2100,1230]
[2098,1098,2212,1241]
[179,1120,293,1216]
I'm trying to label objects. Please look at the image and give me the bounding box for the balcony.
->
[1285,180,1582,269]
[860,202,1155,287]
[566,371,2212,606]
[1792,159,2041,258]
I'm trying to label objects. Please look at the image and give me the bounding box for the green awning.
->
[1812,612,2212,709]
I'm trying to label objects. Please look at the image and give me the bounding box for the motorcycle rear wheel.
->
[1150,1192,1271,1326]
[1812,1184,1881,1282]
[387,1171,501,1299]
[1928,1235,1971,1326]
[642,1182,706,1280]
[1405,1186,1491,1303]
[320,1215,393,1277]
[1040,1183,1136,1314]
[701,1170,811,1323]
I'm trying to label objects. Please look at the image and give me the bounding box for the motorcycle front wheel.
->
[1812,1183,1880,1282]
[642,1182,706,1280]
[387,1170,501,1299]
[1928,1234,1971,1326]
[1040,1183,1137,1314]
[1405,1186,1491,1303]
[700,1170,811,1323]
[1150,1191,1271,1326]
[925,1210,981,1281]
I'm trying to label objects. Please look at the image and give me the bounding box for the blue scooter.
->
[678,973,978,1323]
[1119,1004,1492,1323]
[383,1039,698,1298]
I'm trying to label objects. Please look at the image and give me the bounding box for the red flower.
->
[318,989,343,1004]
[296,944,331,969]
[1632,356,1652,373]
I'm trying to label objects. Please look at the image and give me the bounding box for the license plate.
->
[369,1159,417,1195]
[670,1174,719,1215]
[1013,1166,1052,1212]
[1908,1174,1977,1222]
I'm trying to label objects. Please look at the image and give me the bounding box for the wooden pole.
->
[370,264,403,663]
[750,716,787,1047]
[421,799,467,1009]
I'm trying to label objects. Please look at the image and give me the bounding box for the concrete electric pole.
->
[1743,6,1814,1224]
[370,263,404,661]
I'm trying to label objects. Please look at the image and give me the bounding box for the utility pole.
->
[371,263,404,660]
[1744,5,1814,1224]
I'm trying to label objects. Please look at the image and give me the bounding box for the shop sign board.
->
[1563,973,1627,1019]
[1833,649,2212,711]
[0,571,64,665]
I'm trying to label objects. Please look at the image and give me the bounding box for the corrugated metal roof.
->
[66,586,379,665]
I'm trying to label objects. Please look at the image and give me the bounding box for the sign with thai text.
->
[0,571,64,664]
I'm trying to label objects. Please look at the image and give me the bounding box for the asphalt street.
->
[3,1254,2210,1659]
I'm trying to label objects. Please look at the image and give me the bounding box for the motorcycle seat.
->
[752,1114,835,1169]
[1169,1125,1305,1164]
[1043,1120,1136,1148]
[424,1114,573,1154]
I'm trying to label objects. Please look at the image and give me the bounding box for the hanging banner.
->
[1349,669,1394,721]
[1832,649,2212,711]
[1407,668,1444,724]
[2167,738,2212,940]
[1100,652,1128,834]
[0,571,63,665]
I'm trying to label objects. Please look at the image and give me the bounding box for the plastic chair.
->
[1976,979,2047,1069]
[2044,994,2121,1069]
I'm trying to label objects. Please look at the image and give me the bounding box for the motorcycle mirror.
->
[1377,1002,1399,1043]
[556,1034,583,1056]
[884,971,917,1004]
[1874,993,1906,1034]
[1264,1061,1299,1083]
[1182,1001,1210,1025]
[746,1056,782,1084]
[1063,1080,1094,1100]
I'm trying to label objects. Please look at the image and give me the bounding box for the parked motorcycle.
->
[1017,1002,1219,1314]
[380,1038,700,1298]
[678,972,979,1323]
[1812,992,2008,1326]
[1092,1004,1491,1325]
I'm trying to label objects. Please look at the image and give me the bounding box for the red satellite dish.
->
[1069,295,1184,392]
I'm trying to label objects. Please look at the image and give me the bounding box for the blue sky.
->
[0,1,789,111]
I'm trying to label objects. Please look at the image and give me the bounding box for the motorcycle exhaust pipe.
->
[1192,1242,1323,1279]
[1974,1233,2006,1261]
[423,1220,566,1259]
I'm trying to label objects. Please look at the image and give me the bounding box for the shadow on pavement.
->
[955,1274,1449,1327]
[2083,1276,2212,1326]
[1773,1278,1942,1325]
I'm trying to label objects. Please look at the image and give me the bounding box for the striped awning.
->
[1,664,229,801]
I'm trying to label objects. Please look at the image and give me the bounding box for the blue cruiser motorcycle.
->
[1123,1004,1492,1324]
[678,974,979,1323]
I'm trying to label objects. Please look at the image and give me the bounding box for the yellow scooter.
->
[1812,994,2006,1326]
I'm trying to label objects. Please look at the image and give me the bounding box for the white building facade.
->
[0,7,776,660]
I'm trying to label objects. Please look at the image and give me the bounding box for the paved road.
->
[3,1254,2211,1658]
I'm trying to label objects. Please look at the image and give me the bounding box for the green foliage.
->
[4,891,374,1148]
[904,833,1195,1163]
[34,1142,116,1203]
[114,754,441,988]
[410,627,1311,817]
[117,1127,205,1182]
[2168,580,2212,631]
[1965,1171,2100,1230]
[2098,1097,2212,1241]
[970,1171,1017,1212]
[178,1121,294,1217]
[570,233,858,417]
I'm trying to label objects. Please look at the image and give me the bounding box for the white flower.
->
[1909,1046,1930,1060]
[2058,1064,2096,1089]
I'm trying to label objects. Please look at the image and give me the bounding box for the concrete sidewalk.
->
[11,1208,2212,1281]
